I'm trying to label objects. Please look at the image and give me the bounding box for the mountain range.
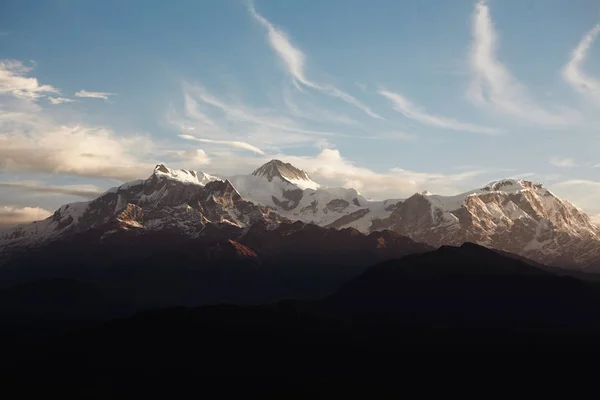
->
[2,159,599,269]
[3,165,600,372]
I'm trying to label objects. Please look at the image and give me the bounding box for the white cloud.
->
[48,97,75,104]
[248,3,384,119]
[379,89,502,135]
[0,205,52,229]
[563,24,600,104]
[0,59,58,100]
[74,90,115,100]
[0,64,158,182]
[468,1,580,126]
[0,182,103,198]
[183,149,211,166]
[550,157,576,168]
[167,148,211,168]
[0,124,157,181]
[179,134,265,155]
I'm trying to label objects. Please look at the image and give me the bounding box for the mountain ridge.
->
[2,160,599,268]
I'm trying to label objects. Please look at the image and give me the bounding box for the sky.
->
[1,0,600,227]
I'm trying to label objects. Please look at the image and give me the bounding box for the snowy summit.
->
[252,160,320,191]
[153,164,220,186]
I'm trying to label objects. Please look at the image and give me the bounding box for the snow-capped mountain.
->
[250,159,319,190]
[372,179,600,266]
[230,159,396,232]
[0,164,285,250]
[2,160,600,268]
[231,163,600,266]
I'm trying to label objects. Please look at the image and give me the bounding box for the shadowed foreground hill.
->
[5,242,600,386]
[328,243,600,331]
[0,222,431,312]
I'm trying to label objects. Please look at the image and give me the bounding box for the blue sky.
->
[1,0,599,226]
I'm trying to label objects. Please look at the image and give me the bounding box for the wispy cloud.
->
[48,96,75,105]
[183,93,220,129]
[550,156,576,168]
[467,0,580,126]
[183,83,337,138]
[168,86,338,156]
[74,90,116,100]
[0,205,52,229]
[0,59,58,100]
[282,85,359,126]
[248,2,384,120]
[379,89,502,135]
[0,182,103,198]
[179,134,265,155]
[563,24,600,104]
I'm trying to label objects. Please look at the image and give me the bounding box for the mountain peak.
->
[482,179,544,193]
[151,164,219,186]
[252,159,319,190]
[154,164,171,174]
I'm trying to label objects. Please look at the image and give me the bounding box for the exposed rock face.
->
[326,199,350,213]
[0,164,287,251]
[372,180,600,266]
[326,209,371,229]
[271,189,304,211]
[207,240,260,263]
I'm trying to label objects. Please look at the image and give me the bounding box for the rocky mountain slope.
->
[2,160,599,268]
[230,161,600,267]
[373,179,600,266]
[0,164,286,252]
